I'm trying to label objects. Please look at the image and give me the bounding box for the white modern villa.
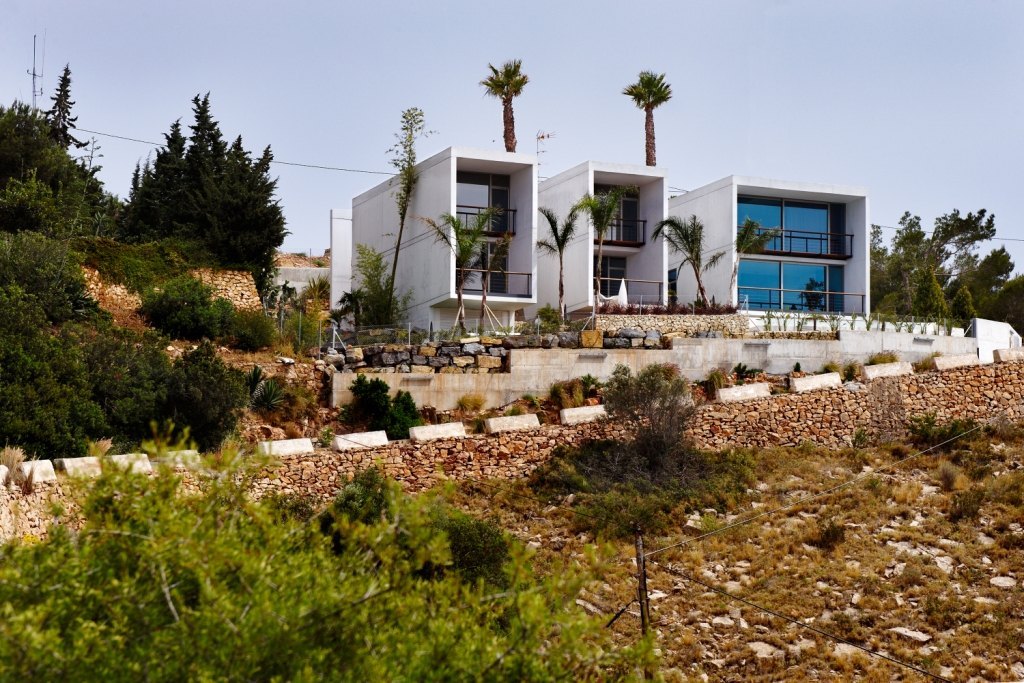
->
[668,176,870,314]
[534,161,668,316]
[350,146,538,328]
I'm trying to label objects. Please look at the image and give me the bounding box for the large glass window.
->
[738,195,845,256]
[595,184,641,243]
[457,172,511,233]
[738,260,846,312]
[738,197,782,229]
[596,256,627,297]
[783,201,829,234]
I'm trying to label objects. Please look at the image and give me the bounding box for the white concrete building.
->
[669,176,869,314]
[350,147,537,328]
[534,161,668,316]
[329,208,352,311]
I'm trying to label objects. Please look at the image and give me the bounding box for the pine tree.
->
[912,266,949,320]
[45,65,85,150]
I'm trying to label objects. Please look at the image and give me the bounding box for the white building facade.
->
[668,176,870,314]
[350,146,538,329]
[534,161,668,316]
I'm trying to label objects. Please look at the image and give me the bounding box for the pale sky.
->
[4,1,1023,268]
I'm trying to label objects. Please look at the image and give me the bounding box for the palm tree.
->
[622,71,672,166]
[423,209,497,333]
[731,218,780,304]
[653,215,725,307]
[481,60,529,153]
[476,233,512,331]
[536,206,580,319]
[577,187,634,308]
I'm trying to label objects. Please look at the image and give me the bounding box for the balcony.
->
[597,218,646,247]
[596,277,663,304]
[744,226,853,259]
[738,286,865,314]
[456,205,516,236]
[461,268,532,298]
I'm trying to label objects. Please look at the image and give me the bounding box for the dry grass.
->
[452,434,1024,681]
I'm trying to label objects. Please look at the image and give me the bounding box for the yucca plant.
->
[245,366,265,398]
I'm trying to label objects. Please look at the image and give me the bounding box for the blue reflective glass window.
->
[738,197,781,228]
[738,260,780,309]
[782,263,826,311]
[828,265,845,312]
[783,201,829,233]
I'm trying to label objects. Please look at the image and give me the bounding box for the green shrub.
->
[792,362,802,373]
[866,351,899,365]
[0,232,96,323]
[549,378,585,409]
[250,378,285,414]
[0,286,105,458]
[432,509,510,587]
[271,383,319,424]
[810,518,846,552]
[262,492,320,523]
[165,341,247,450]
[231,309,277,350]
[73,236,215,293]
[908,413,979,451]
[949,488,984,523]
[142,275,234,340]
[345,376,421,440]
[842,362,859,382]
[318,427,335,449]
[536,304,562,333]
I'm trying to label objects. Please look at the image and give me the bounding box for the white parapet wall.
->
[861,361,914,381]
[151,450,202,469]
[409,422,467,442]
[19,460,56,483]
[716,383,771,403]
[789,372,842,393]
[934,354,981,371]
[994,349,1024,363]
[560,405,608,425]
[484,414,541,434]
[106,453,153,474]
[55,457,102,478]
[257,439,315,457]
[333,431,389,451]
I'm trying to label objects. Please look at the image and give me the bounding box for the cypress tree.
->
[45,65,85,150]
[912,266,949,320]
[949,284,977,324]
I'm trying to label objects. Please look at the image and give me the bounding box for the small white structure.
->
[332,431,389,451]
[716,383,772,403]
[789,372,841,393]
[669,176,869,315]
[408,422,467,442]
[106,453,153,474]
[933,354,981,371]
[994,348,1024,363]
[483,413,540,434]
[560,405,608,425]
[534,160,668,316]
[256,438,315,457]
[351,147,538,329]
[861,361,913,381]
[329,208,353,312]
[55,457,102,478]
[18,459,57,483]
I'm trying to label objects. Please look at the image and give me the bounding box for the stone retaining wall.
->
[595,314,751,338]
[190,268,261,311]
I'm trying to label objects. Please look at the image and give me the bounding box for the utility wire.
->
[648,560,954,683]
[874,222,1024,244]
[645,418,991,559]
[75,126,393,176]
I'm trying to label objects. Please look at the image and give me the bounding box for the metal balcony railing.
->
[744,226,854,259]
[598,218,646,246]
[596,277,663,303]
[460,268,532,298]
[456,205,516,235]
[737,286,865,314]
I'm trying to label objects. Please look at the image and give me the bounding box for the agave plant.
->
[245,366,265,397]
[250,378,285,413]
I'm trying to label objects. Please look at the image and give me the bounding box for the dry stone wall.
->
[190,268,261,310]
[595,314,751,338]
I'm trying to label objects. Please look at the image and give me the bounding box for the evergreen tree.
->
[949,284,977,324]
[44,65,85,150]
[912,266,949,320]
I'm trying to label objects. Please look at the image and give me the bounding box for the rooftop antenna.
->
[535,130,554,166]
[27,33,45,110]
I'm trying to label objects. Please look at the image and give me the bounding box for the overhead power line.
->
[649,560,953,682]
[74,126,393,176]
[874,223,1024,244]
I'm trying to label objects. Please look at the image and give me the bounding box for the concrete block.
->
[55,456,102,478]
[560,405,608,425]
[716,383,771,403]
[862,361,913,381]
[484,413,541,434]
[994,348,1024,363]
[409,422,466,442]
[106,453,153,474]
[153,450,202,469]
[934,354,980,371]
[789,372,841,393]
[256,438,315,457]
[333,431,389,451]
[18,459,57,483]
[580,330,603,348]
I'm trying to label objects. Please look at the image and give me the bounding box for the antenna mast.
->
[27,34,44,110]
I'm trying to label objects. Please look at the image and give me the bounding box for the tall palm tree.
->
[577,187,634,308]
[653,215,725,307]
[423,209,497,333]
[536,206,580,320]
[622,71,672,166]
[732,218,780,305]
[481,60,529,153]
